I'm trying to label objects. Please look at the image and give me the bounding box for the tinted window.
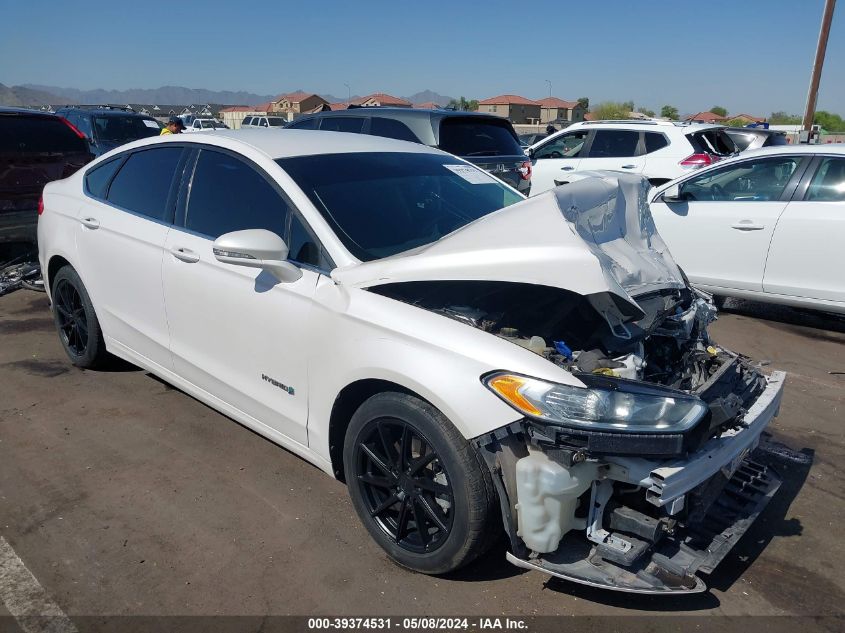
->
[763,134,788,147]
[267,117,285,127]
[258,118,269,127]
[74,114,93,140]
[533,131,587,159]
[679,157,801,202]
[687,129,736,156]
[287,117,316,130]
[369,117,420,143]
[93,116,160,143]
[277,152,523,261]
[84,158,123,199]
[319,117,366,133]
[288,213,330,268]
[438,118,523,156]
[242,117,252,126]
[0,115,88,153]
[185,149,289,238]
[644,132,668,153]
[107,147,183,220]
[807,157,845,202]
[588,130,640,158]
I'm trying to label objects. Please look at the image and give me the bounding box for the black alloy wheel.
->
[54,278,88,356]
[354,419,454,553]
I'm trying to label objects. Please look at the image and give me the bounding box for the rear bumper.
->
[0,209,37,246]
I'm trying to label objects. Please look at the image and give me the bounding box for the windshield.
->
[277,152,523,261]
[200,120,226,129]
[93,116,160,143]
[438,117,523,157]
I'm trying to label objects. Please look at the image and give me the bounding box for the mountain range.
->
[2,84,455,107]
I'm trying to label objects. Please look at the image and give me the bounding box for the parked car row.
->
[37,129,792,594]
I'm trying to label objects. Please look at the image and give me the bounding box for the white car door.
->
[162,148,327,445]
[528,129,587,195]
[577,129,646,175]
[74,146,187,369]
[650,154,806,293]
[763,155,845,304]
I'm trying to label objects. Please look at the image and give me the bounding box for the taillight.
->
[519,160,532,180]
[38,196,45,216]
[58,116,86,139]
[679,153,718,168]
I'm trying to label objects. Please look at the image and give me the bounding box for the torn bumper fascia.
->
[607,370,786,509]
[477,371,787,593]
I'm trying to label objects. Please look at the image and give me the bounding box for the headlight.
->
[483,372,707,433]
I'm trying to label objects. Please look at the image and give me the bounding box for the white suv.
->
[241,115,287,129]
[528,120,737,195]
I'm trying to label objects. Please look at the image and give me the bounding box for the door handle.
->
[621,164,636,169]
[80,217,99,229]
[560,166,574,171]
[170,246,200,263]
[731,221,765,231]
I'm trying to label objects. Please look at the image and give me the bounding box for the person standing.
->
[160,117,185,135]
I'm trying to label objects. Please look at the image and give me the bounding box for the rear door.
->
[527,129,588,194]
[650,154,806,292]
[763,155,845,304]
[74,146,187,368]
[577,129,645,174]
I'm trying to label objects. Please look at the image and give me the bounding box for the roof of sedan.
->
[738,143,845,158]
[187,128,442,159]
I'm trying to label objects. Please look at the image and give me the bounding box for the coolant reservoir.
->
[515,449,598,553]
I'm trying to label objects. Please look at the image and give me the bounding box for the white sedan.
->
[38,130,788,594]
[650,144,845,313]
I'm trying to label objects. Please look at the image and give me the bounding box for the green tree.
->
[446,96,478,112]
[814,110,845,132]
[661,105,679,120]
[710,105,727,117]
[723,118,749,128]
[769,111,801,125]
[591,101,632,120]
[577,97,589,110]
[621,100,635,113]
[639,107,655,118]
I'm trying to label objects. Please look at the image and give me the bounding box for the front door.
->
[650,155,805,292]
[162,148,321,445]
[528,129,588,194]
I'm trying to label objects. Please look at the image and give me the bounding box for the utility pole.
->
[344,83,351,104]
[803,0,837,133]
[545,79,552,98]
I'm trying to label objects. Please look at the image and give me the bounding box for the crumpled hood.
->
[331,173,685,324]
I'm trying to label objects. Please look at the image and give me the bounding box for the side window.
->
[242,117,252,126]
[106,147,183,221]
[644,132,668,154]
[679,157,802,202]
[806,157,845,202]
[319,117,366,133]
[369,117,420,143]
[288,117,316,130]
[259,118,269,127]
[533,131,588,159]
[84,157,123,199]
[75,115,93,140]
[288,213,330,268]
[588,130,640,158]
[185,149,289,239]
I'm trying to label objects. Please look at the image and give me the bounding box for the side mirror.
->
[661,183,682,202]
[213,229,302,283]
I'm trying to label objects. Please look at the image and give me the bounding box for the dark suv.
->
[1,107,93,247]
[55,106,162,157]
[286,108,532,194]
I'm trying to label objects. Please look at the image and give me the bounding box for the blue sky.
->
[2,0,843,115]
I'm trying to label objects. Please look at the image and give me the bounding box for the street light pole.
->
[344,83,351,104]
[803,0,837,132]
[545,79,552,98]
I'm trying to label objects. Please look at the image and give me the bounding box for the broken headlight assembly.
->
[484,372,708,434]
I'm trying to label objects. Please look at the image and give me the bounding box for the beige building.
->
[270,92,329,119]
[477,95,542,124]
[219,105,271,129]
[537,97,586,124]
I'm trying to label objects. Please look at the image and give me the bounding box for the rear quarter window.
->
[287,117,316,130]
[0,115,89,154]
[319,117,366,133]
[369,117,420,143]
[438,118,523,157]
[644,132,668,153]
[84,157,123,199]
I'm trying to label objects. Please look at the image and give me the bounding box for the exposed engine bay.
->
[371,280,787,593]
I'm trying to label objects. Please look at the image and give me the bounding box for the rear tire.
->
[51,265,108,368]
[343,392,498,574]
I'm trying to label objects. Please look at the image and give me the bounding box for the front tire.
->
[343,392,498,574]
[51,265,108,368]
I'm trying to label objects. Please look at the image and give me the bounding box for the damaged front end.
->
[349,174,792,593]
